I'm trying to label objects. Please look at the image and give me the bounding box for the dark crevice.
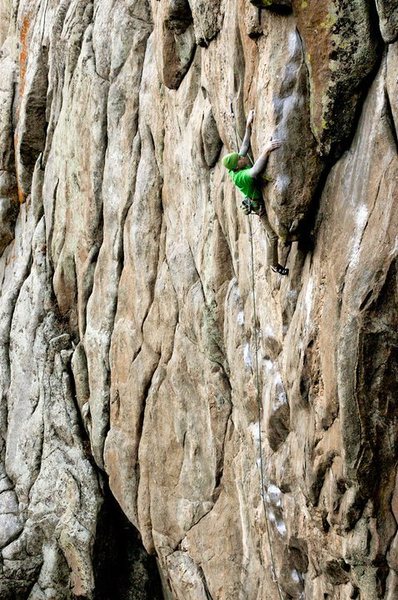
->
[133,340,162,510]
[370,0,384,44]
[297,160,330,251]
[384,88,398,153]
[213,411,232,502]
[264,6,292,16]
[65,349,93,456]
[250,0,292,14]
[161,0,195,90]
[45,177,59,272]
[93,479,164,600]
[198,565,213,600]
[0,575,42,600]
[359,288,374,312]
[164,0,193,34]
[17,45,50,200]
[135,360,160,467]
[8,79,18,179]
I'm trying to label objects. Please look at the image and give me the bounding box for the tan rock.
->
[0,0,397,598]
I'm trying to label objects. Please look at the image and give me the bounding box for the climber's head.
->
[222,152,251,171]
[222,152,240,171]
[236,156,250,169]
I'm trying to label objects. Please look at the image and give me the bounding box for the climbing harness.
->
[230,107,285,600]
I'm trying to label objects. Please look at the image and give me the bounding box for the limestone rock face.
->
[0,1,397,599]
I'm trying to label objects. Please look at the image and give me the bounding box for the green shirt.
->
[228,166,261,199]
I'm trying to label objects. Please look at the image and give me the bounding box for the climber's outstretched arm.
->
[250,140,282,178]
[239,110,255,156]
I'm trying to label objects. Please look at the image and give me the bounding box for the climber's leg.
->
[259,212,278,268]
[259,212,289,276]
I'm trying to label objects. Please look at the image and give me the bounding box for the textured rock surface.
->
[291,0,381,156]
[0,0,397,599]
[376,0,398,42]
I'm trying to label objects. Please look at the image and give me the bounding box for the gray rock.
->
[376,0,398,42]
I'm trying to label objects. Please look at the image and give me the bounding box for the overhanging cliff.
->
[0,0,397,598]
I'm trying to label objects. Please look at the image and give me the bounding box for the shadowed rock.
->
[292,0,381,156]
[156,0,196,89]
[250,0,292,14]
[376,0,398,42]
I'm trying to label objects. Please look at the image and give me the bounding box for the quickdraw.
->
[241,197,263,216]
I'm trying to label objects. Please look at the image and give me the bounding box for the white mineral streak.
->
[349,205,369,268]
[304,276,314,328]
[244,342,253,368]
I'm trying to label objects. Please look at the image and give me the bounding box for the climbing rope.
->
[229,105,284,599]
[248,218,284,600]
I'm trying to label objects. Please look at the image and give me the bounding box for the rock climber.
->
[222,109,288,276]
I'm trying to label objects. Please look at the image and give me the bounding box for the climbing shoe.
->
[271,264,289,276]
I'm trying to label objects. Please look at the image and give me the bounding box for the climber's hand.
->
[265,140,282,153]
[246,109,255,126]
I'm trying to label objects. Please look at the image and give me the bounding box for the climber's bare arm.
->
[250,140,282,178]
[239,109,255,157]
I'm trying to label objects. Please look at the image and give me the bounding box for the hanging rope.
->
[229,104,284,600]
[248,218,284,600]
